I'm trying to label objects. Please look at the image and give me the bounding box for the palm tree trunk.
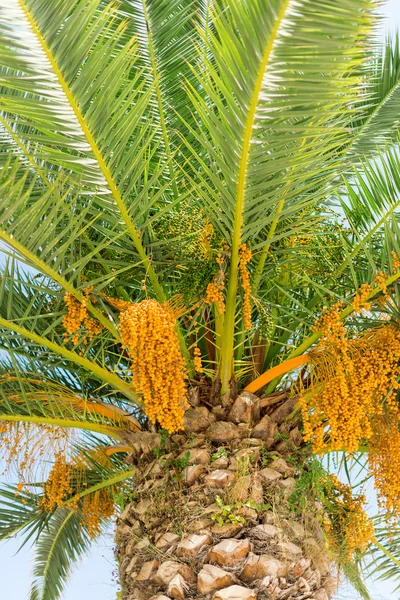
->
[115,394,334,600]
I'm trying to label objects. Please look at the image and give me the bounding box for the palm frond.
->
[0,261,138,404]
[28,453,134,600]
[0,441,134,600]
[0,485,49,543]
[180,0,377,387]
[0,317,137,401]
[30,507,93,600]
[118,0,206,195]
[349,32,400,161]
[342,560,372,600]
[337,143,400,280]
[0,0,169,300]
[29,444,132,600]
[0,368,130,437]
[363,518,400,594]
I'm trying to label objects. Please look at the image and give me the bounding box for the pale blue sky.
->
[1,2,400,600]
[383,0,400,35]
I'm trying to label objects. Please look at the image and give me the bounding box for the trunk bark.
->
[115,394,335,600]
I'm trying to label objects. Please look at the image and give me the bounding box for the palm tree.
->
[2,0,400,598]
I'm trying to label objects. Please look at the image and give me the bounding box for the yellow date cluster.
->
[119,300,188,433]
[324,475,374,561]
[63,287,103,345]
[40,453,72,512]
[301,295,400,517]
[302,315,400,454]
[370,413,400,519]
[205,281,225,313]
[82,490,115,539]
[239,243,252,330]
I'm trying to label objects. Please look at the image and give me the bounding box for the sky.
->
[0,1,400,600]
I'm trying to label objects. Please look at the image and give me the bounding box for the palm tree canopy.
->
[1,1,400,598]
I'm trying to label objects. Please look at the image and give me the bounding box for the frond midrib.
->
[35,509,76,600]
[17,0,166,303]
[345,52,400,159]
[0,229,119,340]
[0,414,124,438]
[0,315,138,404]
[220,0,292,391]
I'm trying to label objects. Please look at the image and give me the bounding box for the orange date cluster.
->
[119,299,188,433]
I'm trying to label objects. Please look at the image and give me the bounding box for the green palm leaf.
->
[181,0,377,388]
[28,448,134,600]
[0,485,49,543]
[30,507,93,600]
[349,33,400,160]
[337,143,400,280]
[363,518,400,594]
[0,0,168,300]
[1,3,400,598]
[0,442,134,600]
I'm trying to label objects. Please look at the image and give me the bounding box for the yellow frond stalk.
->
[245,355,309,393]
[104,444,133,456]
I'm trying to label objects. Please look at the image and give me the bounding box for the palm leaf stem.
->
[0,230,120,340]
[141,0,178,199]
[0,316,138,403]
[77,401,140,431]
[17,0,165,304]
[373,539,400,569]
[0,414,123,438]
[104,444,133,455]
[244,355,309,394]
[220,0,292,393]
[253,198,285,292]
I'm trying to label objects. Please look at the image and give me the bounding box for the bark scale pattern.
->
[115,394,334,600]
